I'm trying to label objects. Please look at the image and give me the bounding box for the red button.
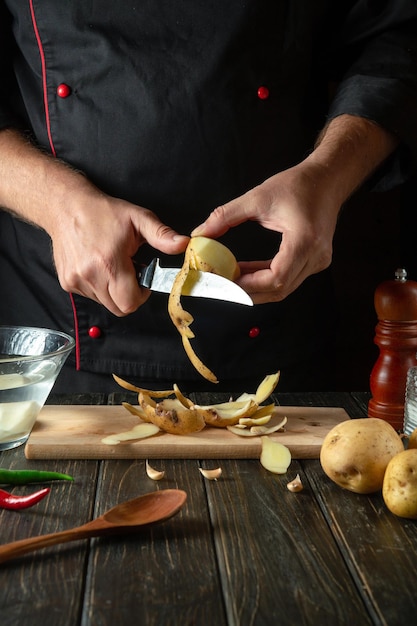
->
[57,83,71,98]
[249,327,260,338]
[257,86,269,100]
[88,326,102,339]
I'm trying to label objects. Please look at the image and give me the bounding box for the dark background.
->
[330,176,417,391]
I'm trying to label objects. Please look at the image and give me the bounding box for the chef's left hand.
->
[191,160,341,304]
[192,114,398,304]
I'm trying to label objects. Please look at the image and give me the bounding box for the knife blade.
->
[138,258,253,306]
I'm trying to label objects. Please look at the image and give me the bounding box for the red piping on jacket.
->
[29,0,81,370]
[69,294,81,370]
[29,0,55,157]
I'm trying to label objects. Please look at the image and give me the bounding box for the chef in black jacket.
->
[0,1,416,392]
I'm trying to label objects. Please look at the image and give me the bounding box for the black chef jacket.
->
[0,1,417,392]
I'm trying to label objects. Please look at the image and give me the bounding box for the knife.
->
[137,258,253,306]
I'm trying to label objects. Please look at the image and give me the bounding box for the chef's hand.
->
[0,129,190,316]
[50,189,190,316]
[191,114,398,304]
[192,162,339,304]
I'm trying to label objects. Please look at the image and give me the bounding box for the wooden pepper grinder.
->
[368,268,417,430]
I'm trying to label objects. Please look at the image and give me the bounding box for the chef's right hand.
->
[0,130,190,317]
[49,187,189,317]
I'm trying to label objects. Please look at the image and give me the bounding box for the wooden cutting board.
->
[25,404,349,460]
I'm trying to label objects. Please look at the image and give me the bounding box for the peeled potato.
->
[320,418,404,494]
[186,236,240,280]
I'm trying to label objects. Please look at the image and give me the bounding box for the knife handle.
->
[137,258,158,288]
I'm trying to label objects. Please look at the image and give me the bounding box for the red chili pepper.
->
[0,487,50,510]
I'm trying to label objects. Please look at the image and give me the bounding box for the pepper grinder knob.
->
[368,268,417,430]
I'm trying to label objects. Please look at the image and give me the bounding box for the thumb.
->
[137,210,190,255]
[191,200,247,239]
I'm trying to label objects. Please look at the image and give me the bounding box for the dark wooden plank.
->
[284,392,415,625]
[81,459,227,626]
[274,390,366,418]
[47,392,107,406]
[307,461,417,626]
[351,391,372,416]
[0,395,100,626]
[201,457,371,625]
[189,391,372,625]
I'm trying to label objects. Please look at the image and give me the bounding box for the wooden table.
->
[0,390,416,626]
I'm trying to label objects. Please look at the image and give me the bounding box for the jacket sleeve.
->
[0,2,28,131]
[327,1,417,187]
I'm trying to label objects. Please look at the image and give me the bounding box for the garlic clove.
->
[146,460,165,481]
[287,474,303,492]
[199,467,222,480]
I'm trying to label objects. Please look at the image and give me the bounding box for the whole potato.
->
[407,428,417,449]
[383,449,417,518]
[320,418,404,494]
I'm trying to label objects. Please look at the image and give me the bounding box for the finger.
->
[237,249,310,302]
[62,259,151,317]
[107,263,151,316]
[134,210,189,255]
[191,197,252,239]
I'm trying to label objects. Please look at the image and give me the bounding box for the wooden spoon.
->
[0,488,187,564]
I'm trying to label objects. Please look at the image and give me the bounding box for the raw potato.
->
[382,449,417,518]
[168,236,240,383]
[260,436,291,474]
[320,418,404,494]
[408,428,417,449]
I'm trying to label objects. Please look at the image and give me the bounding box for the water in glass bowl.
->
[0,362,57,450]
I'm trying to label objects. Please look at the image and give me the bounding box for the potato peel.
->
[254,371,280,404]
[139,393,206,435]
[182,334,218,384]
[250,416,287,435]
[193,399,257,427]
[121,401,150,421]
[239,415,272,427]
[167,237,242,383]
[101,422,160,445]
[112,374,173,397]
[226,425,260,437]
[115,371,281,436]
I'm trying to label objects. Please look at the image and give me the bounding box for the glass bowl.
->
[0,326,75,450]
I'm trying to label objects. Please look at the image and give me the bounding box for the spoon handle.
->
[0,521,104,564]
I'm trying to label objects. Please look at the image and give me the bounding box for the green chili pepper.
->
[0,469,74,485]
[0,487,50,510]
